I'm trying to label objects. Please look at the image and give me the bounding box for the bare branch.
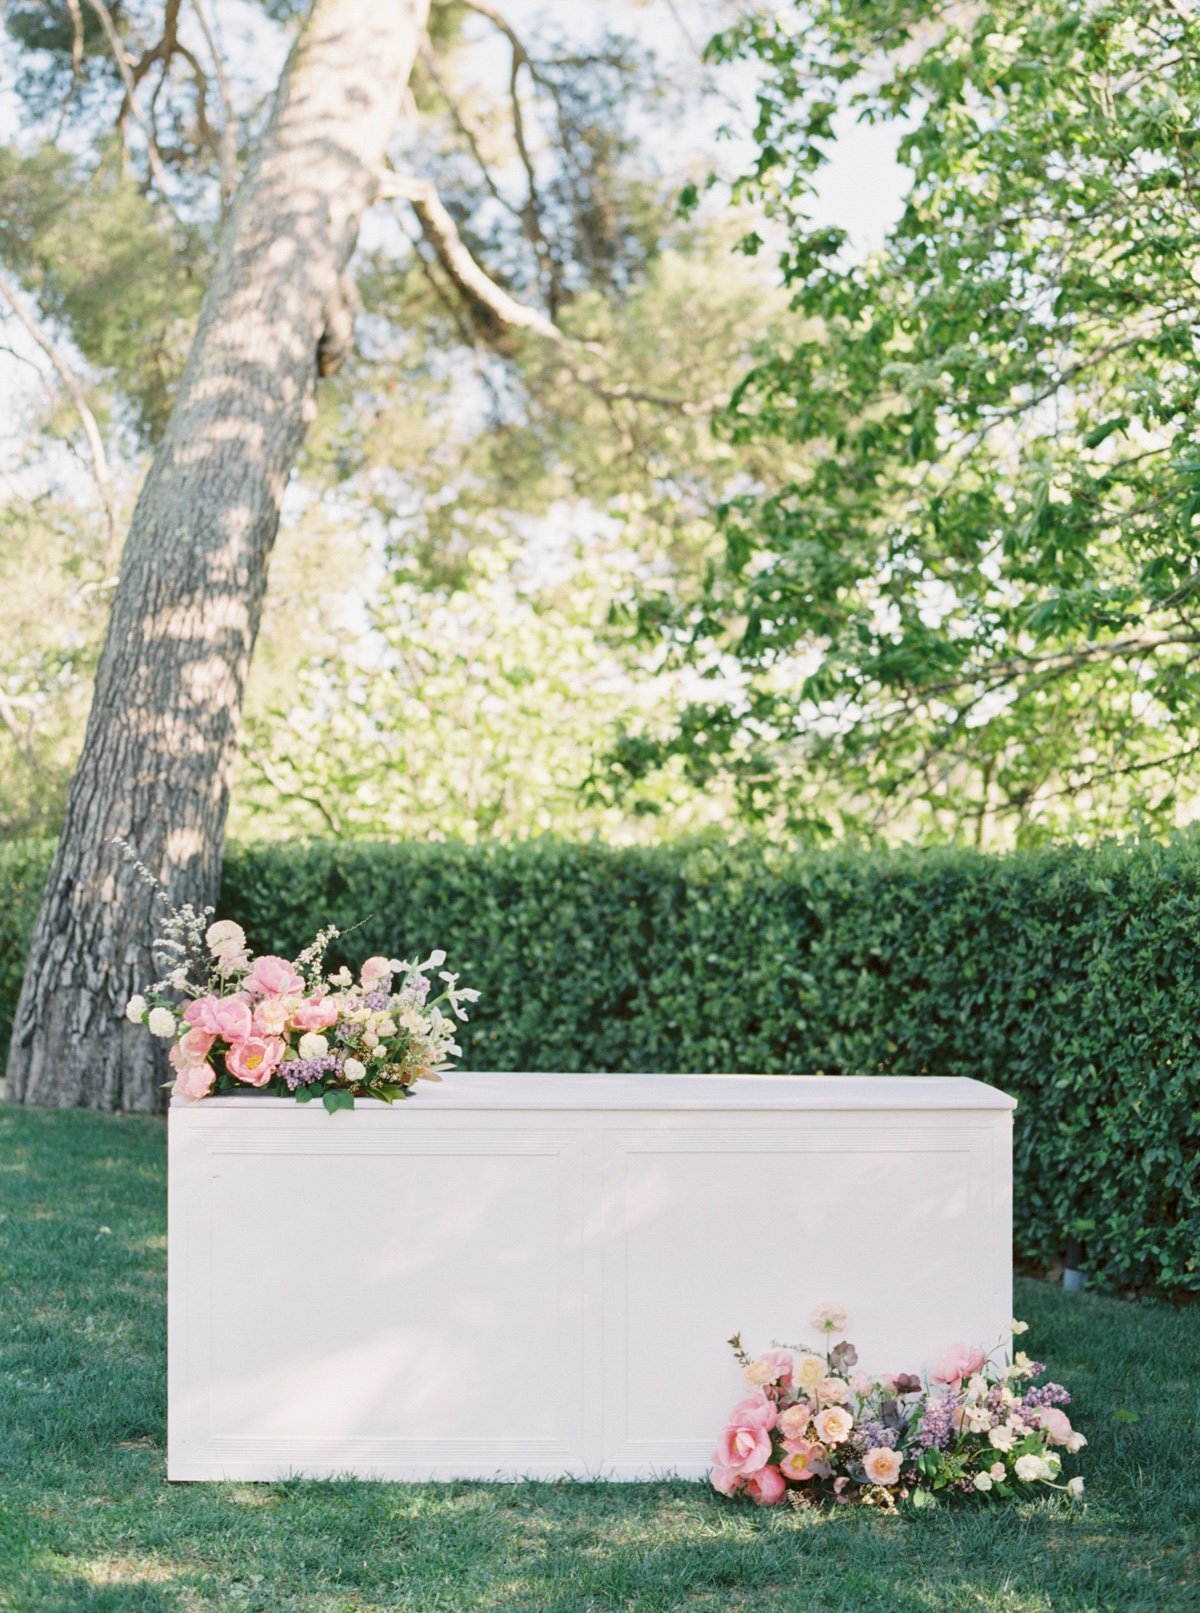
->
[0,266,118,562]
[380,170,725,417]
[190,0,239,211]
[84,0,174,199]
[56,0,86,132]
[381,171,566,346]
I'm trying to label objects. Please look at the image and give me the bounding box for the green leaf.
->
[322,1088,355,1115]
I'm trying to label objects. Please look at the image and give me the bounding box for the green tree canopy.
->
[610,0,1200,844]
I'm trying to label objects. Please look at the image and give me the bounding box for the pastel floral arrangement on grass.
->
[118,844,478,1111]
[712,1304,1085,1509]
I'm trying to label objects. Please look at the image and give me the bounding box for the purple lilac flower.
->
[405,973,430,1001]
[364,989,391,1010]
[915,1395,956,1450]
[1021,1383,1071,1409]
[857,1421,898,1449]
[280,1055,341,1091]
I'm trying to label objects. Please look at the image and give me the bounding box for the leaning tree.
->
[2,0,739,1108]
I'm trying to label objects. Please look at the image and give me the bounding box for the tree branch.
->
[84,0,174,199]
[0,266,118,562]
[191,0,239,212]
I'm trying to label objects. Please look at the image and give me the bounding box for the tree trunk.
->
[6,0,429,1111]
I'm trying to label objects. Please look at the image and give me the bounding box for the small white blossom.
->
[147,1006,176,1038]
[125,995,147,1023]
[297,1032,329,1060]
[988,1426,1014,1452]
[972,1472,993,1492]
[1067,1476,1084,1499]
[1014,1454,1049,1482]
[343,1057,366,1082]
[1011,1318,1029,1336]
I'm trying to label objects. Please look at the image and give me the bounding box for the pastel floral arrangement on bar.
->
[712,1304,1085,1508]
[118,844,478,1111]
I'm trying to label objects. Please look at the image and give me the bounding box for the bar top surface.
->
[173,1072,1016,1113]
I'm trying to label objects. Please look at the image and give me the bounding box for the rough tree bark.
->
[6,0,429,1110]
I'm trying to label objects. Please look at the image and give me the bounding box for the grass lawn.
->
[0,1104,1197,1613]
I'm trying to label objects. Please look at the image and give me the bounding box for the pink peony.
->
[714,1393,777,1477]
[745,1464,787,1505]
[932,1344,987,1386]
[710,1466,744,1498]
[360,956,393,986]
[290,995,342,1033]
[779,1439,830,1482]
[245,955,305,998]
[210,997,253,1042]
[169,1045,216,1100]
[225,1035,285,1086]
[182,995,221,1034]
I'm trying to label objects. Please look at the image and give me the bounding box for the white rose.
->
[342,1057,366,1082]
[297,1032,329,1060]
[972,1472,993,1492]
[1065,1431,1087,1454]
[1014,1454,1048,1483]
[147,1006,176,1038]
[1066,1476,1084,1499]
[125,995,147,1023]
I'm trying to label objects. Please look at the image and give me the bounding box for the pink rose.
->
[245,955,305,998]
[850,1373,875,1398]
[360,956,393,987]
[290,995,341,1033]
[1034,1407,1074,1445]
[932,1344,987,1387]
[710,1465,743,1498]
[745,1464,787,1505]
[176,1027,215,1064]
[169,1045,216,1101]
[714,1393,777,1477]
[225,1035,285,1086]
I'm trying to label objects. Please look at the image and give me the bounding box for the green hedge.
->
[2,836,1198,1296]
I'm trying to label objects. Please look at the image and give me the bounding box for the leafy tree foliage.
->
[619,0,1200,844]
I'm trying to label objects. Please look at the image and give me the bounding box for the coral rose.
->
[814,1406,853,1445]
[777,1403,814,1439]
[745,1464,787,1505]
[225,1035,285,1086]
[245,955,305,998]
[862,1447,903,1486]
[252,996,295,1037]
